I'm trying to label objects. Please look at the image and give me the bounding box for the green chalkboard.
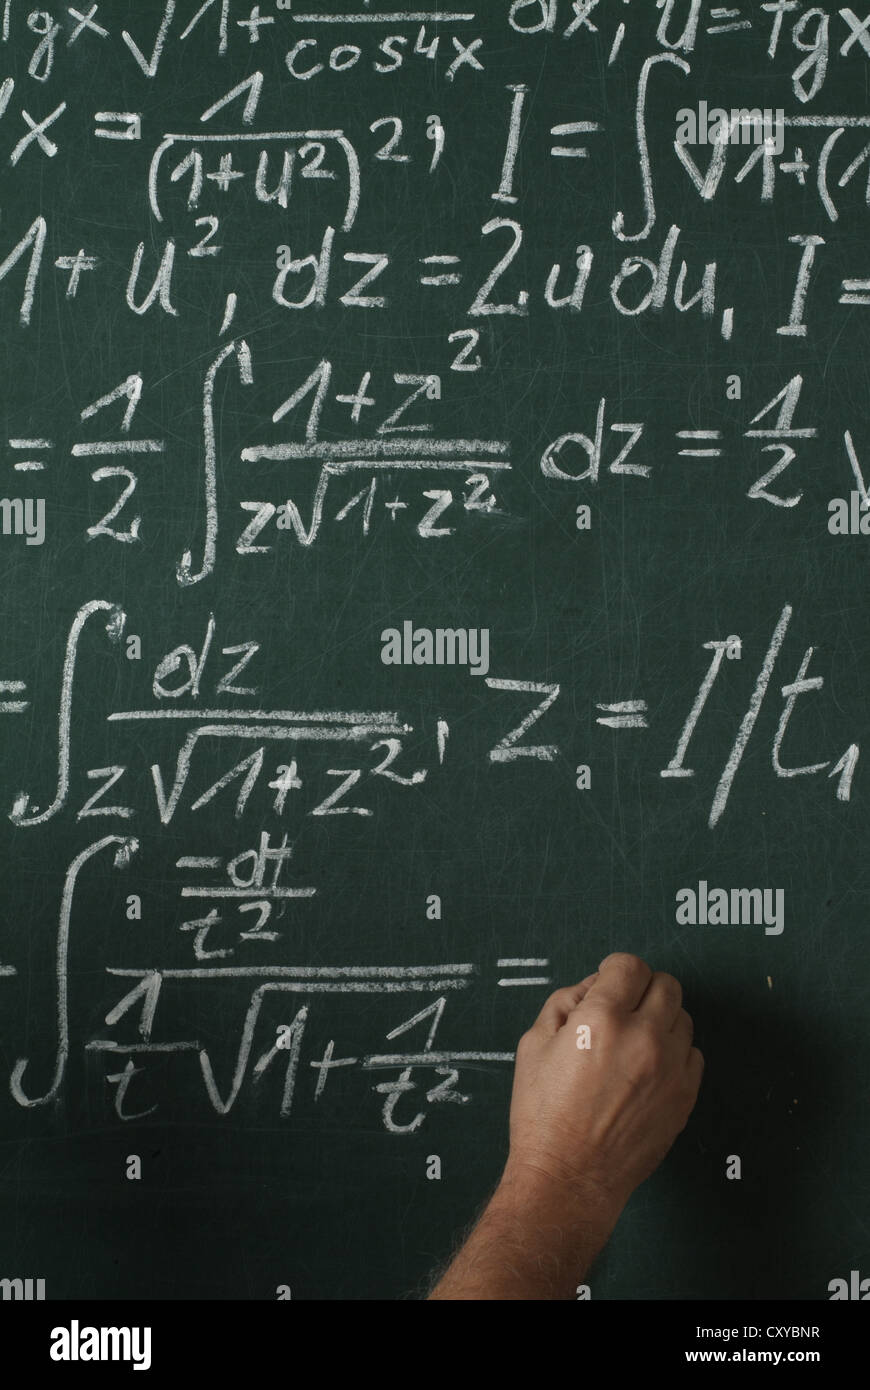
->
[1,0,869,1302]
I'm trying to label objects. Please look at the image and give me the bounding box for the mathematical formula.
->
[2,2,868,1149]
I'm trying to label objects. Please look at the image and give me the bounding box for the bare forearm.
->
[427,1164,620,1301]
[428,957,703,1300]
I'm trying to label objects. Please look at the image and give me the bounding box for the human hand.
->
[503,952,704,1218]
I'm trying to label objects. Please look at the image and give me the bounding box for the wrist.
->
[495,1156,625,1235]
[427,1158,624,1300]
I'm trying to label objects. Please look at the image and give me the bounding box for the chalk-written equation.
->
[0,583,861,1125]
[5,0,870,344]
[5,1,870,77]
[3,4,870,596]
[7,359,870,577]
[1,598,859,832]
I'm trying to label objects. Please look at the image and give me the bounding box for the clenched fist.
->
[428,954,703,1299]
[505,952,704,1213]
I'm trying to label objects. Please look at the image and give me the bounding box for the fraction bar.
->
[242,438,508,461]
[71,441,164,456]
[362,1051,514,1067]
[108,964,476,979]
[179,887,317,899]
[289,13,476,23]
[108,708,401,723]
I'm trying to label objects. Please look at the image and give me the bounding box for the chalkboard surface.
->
[1,1,868,1302]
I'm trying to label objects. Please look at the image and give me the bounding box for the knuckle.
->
[546,985,574,1011]
[600,951,650,978]
[656,971,682,1004]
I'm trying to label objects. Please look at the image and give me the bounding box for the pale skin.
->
[427,952,704,1300]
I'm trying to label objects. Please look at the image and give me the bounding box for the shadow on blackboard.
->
[402,980,837,1300]
[599,980,837,1301]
